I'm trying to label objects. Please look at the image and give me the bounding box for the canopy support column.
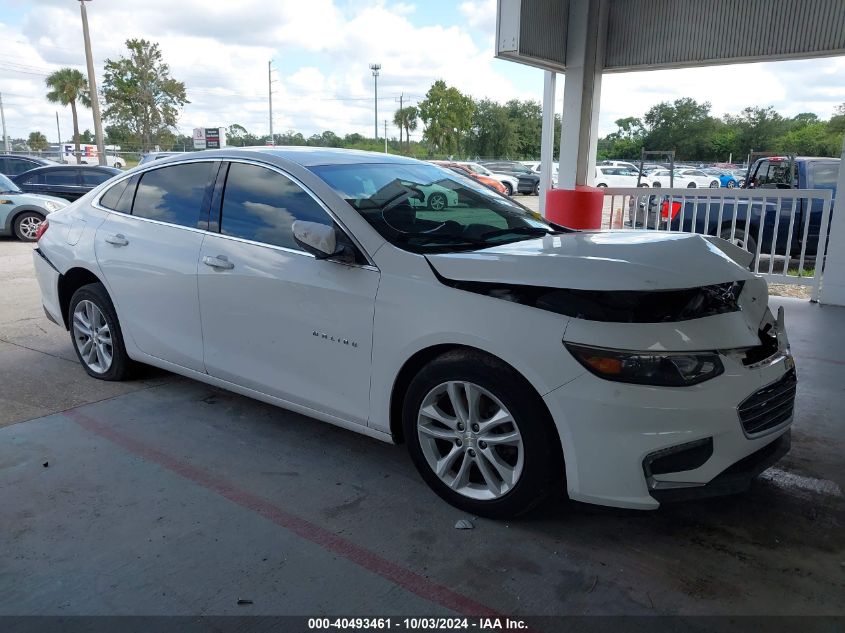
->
[819,134,845,305]
[539,70,557,215]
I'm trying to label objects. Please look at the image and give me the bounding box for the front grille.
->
[737,369,797,435]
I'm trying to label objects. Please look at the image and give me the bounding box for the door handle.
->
[203,255,234,270]
[105,233,129,246]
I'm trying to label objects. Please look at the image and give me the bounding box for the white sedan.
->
[594,166,649,188]
[650,169,721,188]
[33,148,795,518]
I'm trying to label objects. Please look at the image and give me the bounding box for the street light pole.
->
[369,63,380,140]
[0,93,9,153]
[268,60,275,145]
[79,0,106,166]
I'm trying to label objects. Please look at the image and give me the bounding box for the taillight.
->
[35,219,49,241]
[660,200,682,221]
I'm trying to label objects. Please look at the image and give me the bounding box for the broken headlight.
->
[565,343,724,387]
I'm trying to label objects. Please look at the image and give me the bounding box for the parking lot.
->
[1,235,844,620]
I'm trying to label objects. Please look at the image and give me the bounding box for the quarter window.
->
[132,162,215,228]
[99,179,129,210]
[219,162,333,250]
[81,168,113,186]
[809,163,839,191]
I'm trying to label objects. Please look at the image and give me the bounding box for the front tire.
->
[403,350,562,519]
[687,182,697,188]
[709,180,720,188]
[13,212,45,242]
[69,283,134,381]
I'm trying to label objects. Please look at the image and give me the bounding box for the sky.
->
[1,0,844,147]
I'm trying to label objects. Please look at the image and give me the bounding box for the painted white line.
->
[761,467,842,497]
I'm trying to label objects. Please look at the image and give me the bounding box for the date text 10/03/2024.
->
[307,618,528,630]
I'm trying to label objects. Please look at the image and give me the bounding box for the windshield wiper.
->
[395,232,489,247]
[479,226,556,239]
[0,189,20,194]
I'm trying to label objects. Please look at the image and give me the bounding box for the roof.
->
[186,146,423,168]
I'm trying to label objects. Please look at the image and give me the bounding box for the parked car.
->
[430,161,507,195]
[139,151,184,165]
[12,165,121,202]
[480,161,542,195]
[595,166,650,188]
[33,147,795,518]
[702,168,739,188]
[599,160,639,172]
[650,169,720,188]
[0,172,68,241]
[456,162,519,196]
[63,154,125,168]
[410,183,459,211]
[0,154,60,177]
[631,156,839,259]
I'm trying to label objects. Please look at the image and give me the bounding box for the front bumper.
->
[543,344,794,510]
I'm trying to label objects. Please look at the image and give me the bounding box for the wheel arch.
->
[57,266,104,329]
[388,343,561,462]
[6,206,47,233]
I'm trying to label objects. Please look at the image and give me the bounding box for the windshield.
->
[309,162,557,253]
[0,174,21,193]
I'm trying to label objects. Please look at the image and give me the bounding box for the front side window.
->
[310,162,556,253]
[219,162,333,250]
[132,162,215,228]
[7,158,37,176]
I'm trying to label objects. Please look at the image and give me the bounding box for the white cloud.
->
[459,0,497,32]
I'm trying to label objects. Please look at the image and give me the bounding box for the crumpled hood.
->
[426,231,755,291]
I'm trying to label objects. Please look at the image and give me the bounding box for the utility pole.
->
[384,120,388,153]
[56,112,63,159]
[0,93,9,153]
[369,63,380,140]
[268,60,275,145]
[79,0,106,165]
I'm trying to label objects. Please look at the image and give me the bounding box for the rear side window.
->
[809,163,839,191]
[81,168,113,186]
[132,162,215,228]
[219,162,333,250]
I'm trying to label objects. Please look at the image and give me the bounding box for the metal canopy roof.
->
[496,0,845,72]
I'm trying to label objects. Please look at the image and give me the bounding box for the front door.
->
[197,161,379,425]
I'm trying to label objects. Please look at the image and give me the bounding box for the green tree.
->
[504,100,543,158]
[102,39,189,151]
[643,98,717,159]
[393,106,418,152]
[467,99,516,158]
[418,80,475,155]
[723,106,789,158]
[27,131,50,152]
[45,67,91,161]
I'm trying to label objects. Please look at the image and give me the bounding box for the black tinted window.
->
[7,158,38,176]
[219,162,332,250]
[81,169,113,186]
[45,169,80,186]
[99,179,129,210]
[132,162,215,227]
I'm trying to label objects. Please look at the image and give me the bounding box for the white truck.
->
[61,144,125,168]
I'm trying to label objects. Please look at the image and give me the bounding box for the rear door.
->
[37,168,87,201]
[197,160,379,425]
[94,161,219,371]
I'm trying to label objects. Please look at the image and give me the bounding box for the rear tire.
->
[502,182,513,196]
[427,192,448,211]
[687,182,697,188]
[68,283,134,381]
[720,228,758,268]
[402,350,563,519]
[709,180,720,188]
[13,212,44,242]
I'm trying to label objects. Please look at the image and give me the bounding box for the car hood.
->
[425,231,756,291]
[0,191,68,206]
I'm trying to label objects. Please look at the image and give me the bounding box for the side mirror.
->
[292,220,355,264]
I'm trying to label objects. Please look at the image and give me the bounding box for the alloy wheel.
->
[416,381,524,500]
[72,300,113,373]
[18,215,42,240]
[428,193,447,211]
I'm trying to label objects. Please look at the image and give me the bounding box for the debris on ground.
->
[454,519,474,530]
[237,598,253,605]
[768,284,810,300]
[42,461,48,468]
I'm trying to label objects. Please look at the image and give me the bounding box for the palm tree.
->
[45,68,91,162]
[393,106,418,152]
